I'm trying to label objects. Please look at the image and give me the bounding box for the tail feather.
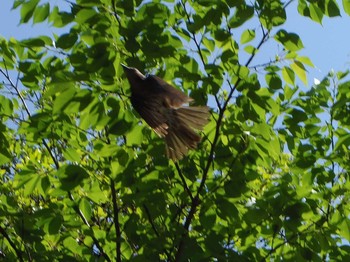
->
[176,107,208,130]
[165,131,187,160]
[165,125,199,160]
[176,106,209,129]
[164,106,209,161]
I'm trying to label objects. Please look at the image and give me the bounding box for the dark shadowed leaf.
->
[56,165,89,190]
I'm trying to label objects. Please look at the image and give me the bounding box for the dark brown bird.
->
[121,64,209,161]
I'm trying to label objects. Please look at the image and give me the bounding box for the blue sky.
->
[1,1,349,84]
[284,1,350,81]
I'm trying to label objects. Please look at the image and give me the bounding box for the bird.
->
[121,64,209,161]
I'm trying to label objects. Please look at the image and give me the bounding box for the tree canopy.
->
[1,0,350,261]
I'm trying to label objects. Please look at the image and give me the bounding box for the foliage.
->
[1,0,350,261]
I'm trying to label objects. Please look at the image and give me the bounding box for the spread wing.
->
[144,75,192,108]
[131,94,169,137]
[130,75,191,137]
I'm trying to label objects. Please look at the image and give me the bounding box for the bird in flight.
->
[122,64,209,161]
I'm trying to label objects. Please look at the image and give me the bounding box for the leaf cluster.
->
[0,0,350,261]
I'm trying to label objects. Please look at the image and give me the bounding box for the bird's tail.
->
[165,106,209,161]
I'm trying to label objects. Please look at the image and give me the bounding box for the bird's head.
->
[121,64,146,86]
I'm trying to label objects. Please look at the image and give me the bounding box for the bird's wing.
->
[145,75,192,108]
[131,94,168,137]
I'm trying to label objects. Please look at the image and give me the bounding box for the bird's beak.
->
[121,63,129,71]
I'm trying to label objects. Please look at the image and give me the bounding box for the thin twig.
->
[143,204,160,237]
[110,179,122,262]
[175,162,194,201]
[68,192,112,261]
[0,68,60,169]
[0,226,24,262]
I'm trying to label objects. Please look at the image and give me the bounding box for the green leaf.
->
[282,66,295,85]
[63,148,81,162]
[297,56,314,67]
[33,3,50,23]
[0,95,14,115]
[290,108,308,123]
[339,219,350,241]
[298,0,310,17]
[20,0,40,23]
[79,101,104,129]
[0,152,11,165]
[244,45,256,54]
[326,0,340,17]
[334,133,350,152]
[275,30,304,51]
[291,61,307,85]
[259,1,286,29]
[266,73,282,90]
[196,0,218,7]
[56,33,78,49]
[94,144,120,157]
[63,237,81,254]
[216,198,238,222]
[233,65,249,81]
[23,173,41,196]
[75,8,98,24]
[49,7,74,27]
[48,215,63,235]
[86,181,109,203]
[229,4,254,28]
[224,179,246,198]
[200,205,217,229]
[21,36,52,47]
[240,29,255,44]
[309,3,324,23]
[284,85,298,100]
[53,87,77,115]
[56,164,89,191]
[343,0,350,16]
[126,124,144,146]
[202,37,215,52]
[79,198,92,222]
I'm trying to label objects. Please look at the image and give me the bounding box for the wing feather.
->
[131,95,168,137]
[144,75,191,107]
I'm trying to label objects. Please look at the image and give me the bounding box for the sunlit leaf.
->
[1,0,350,260]
[79,197,92,222]
[309,3,323,23]
[33,3,50,23]
[20,0,40,23]
[240,29,255,44]
[282,66,295,85]
[343,0,350,15]
[275,30,304,51]
[291,61,307,85]
[339,219,350,241]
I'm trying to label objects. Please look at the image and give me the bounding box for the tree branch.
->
[174,19,270,259]
[143,204,159,237]
[1,65,113,260]
[0,225,24,262]
[175,162,194,201]
[110,179,122,262]
[0,68,60,169]
[68,192,112,261]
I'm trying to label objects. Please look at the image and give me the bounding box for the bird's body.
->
[122,64,209,161]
